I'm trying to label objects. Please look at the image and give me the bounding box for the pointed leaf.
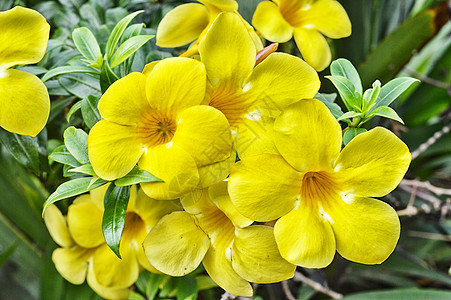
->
[114,166,163,186]
[100,60,119,93]
[63,127,89,164]
[372,77,420,111]
[369,106,405,124]
[72,27,102,65]
[41,66,100,82]
[337,111,362,121]
[326,75,361,111]
[110,35,154,68]
[331,58,363,95]
[68,164,96,176]
[66,100,82,122]
[49,145,81,167]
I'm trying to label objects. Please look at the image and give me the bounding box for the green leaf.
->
[66,100,82,122]
[372,77,420,111]
[362,80,381,112]
[0,242,18,267]
[368,106,404,124]
[135,272,167,300]
[0,129,40,175]
[42,177,109,215]
[102,184,130,259]
[68,164,96,176]
[105,10,143,60]
[49,145,81,168]
[337,111,362,121]
[330,58,363,95]
[325,75,361,111]
[81,95,101,129]
[127,291,146,300]
[72,27,102,66]
[110,35,154,68]
[343,128,367,145]
[100,60,119,93]
[41,66,100,82]
[342,288,451,300]
[314,93,343,118]
[63,127,90,164]
[115,166,163,186]
[176,276,198,300]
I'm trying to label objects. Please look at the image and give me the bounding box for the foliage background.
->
[0,0,450,299]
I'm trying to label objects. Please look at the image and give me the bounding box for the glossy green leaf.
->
[41,66,100,82]
[49,145,80,168]
[102,184,130,259]
[369,106,405,124]
[114,166,163,186]
[330,58,363,95]
[326,75,361,111]
[43,177,109,215]
[72,27,102,66]
[105,10,143,60]
[68,164,96,176]
[372,77,420,111]
[342,288,451,300]
[110,35,154,68]
[343,128,367,145]
[0,129,40,175]
[66,100,82,123]
[337,111,362,121]
[63,127,89,164]
[81,95,101,129]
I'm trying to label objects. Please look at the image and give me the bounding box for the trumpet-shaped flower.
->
[0,6,50,136]
[229,99,411,268]
[156,0,262,56]
[252,0,351,71]
[88,57,233,200]
[143,181,295,297]
[198,12,320,157]
[44,185,181,299]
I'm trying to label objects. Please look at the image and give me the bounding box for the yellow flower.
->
[156,0,262,57]
[0,6,50,136]
[198,12,320,157]
[143,181,295,297]
[228,99,411,268]
[44,185,181,299]
[88,57,233,200]
[252,0,352,71]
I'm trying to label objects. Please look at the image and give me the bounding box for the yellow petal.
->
[232,225,296,283]
[199,12,255,90]
[274,99,342,172]
[252,1,293,42]
[43,204,74,248]
[86,264,130,300]
[156,3,209,47]
[52,246,94,284]
[98,72,148,125]
[172,105,232,167]
[335,127,411,197]
[202,220,253,297]
[67,197,104,248]
[93,243,139,288]
[200,0,238,11]
[139,143,199,200]
[244,52,320,109]
[208,181,253,228]
[327,196,400,264]
[197,147,236,188]
[88,120,144,180]
[274,205,336,268]
[143,211,210,276]
[301,0,351,39]
[228,154,302,222]
[0,6,49,69]
[0,69,49,136]
[146,57,206,114]
[294,28,331,71]
[142,61,159,78]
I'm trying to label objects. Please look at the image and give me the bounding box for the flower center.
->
[122,211,146,241]
[279,0,313,28]
[208,88,250,127]
[138,111,177,147]
[300,171,340,210]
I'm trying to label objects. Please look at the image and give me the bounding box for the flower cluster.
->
[39,1,412,299]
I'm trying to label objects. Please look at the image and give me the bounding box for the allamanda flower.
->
[252,0,351,71]
[157,0,262,57]
[0,6,50,136]
[229,99,411,268]
[88,57,233,200]
[44,185,181,299]
[143,181,295,296]
[198,12,320,157]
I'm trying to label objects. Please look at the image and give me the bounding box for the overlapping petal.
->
[274,99,342,172]
[252,1,293,42]
[43,205,74,248]
[197,147,236,188]
[0,6,49,69]
[200,0,238,11]
[235,117,279,158]
[156,3,209,47]
[86,267,130,300]
[228,154,302,222]
[327,196,401,264]
[143,211,210,276]
[335,127,411,197]
[88,120,144,180]
[52,246,94,285]
[232,225,296,283]
[0,69,50,136]
[294,28,331,71]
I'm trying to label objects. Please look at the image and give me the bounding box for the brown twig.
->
[410,124,451,159]
[293,272,343,299]
[401,179,451,196]
[282,281,296,300]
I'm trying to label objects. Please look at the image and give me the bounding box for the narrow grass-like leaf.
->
[115,166,163,186]
[110,35,154,68]
[63,127,89,164]
[331,58,363,95]
[102,184,130,259]
[49,145,81,168]
[41,66,99,82]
